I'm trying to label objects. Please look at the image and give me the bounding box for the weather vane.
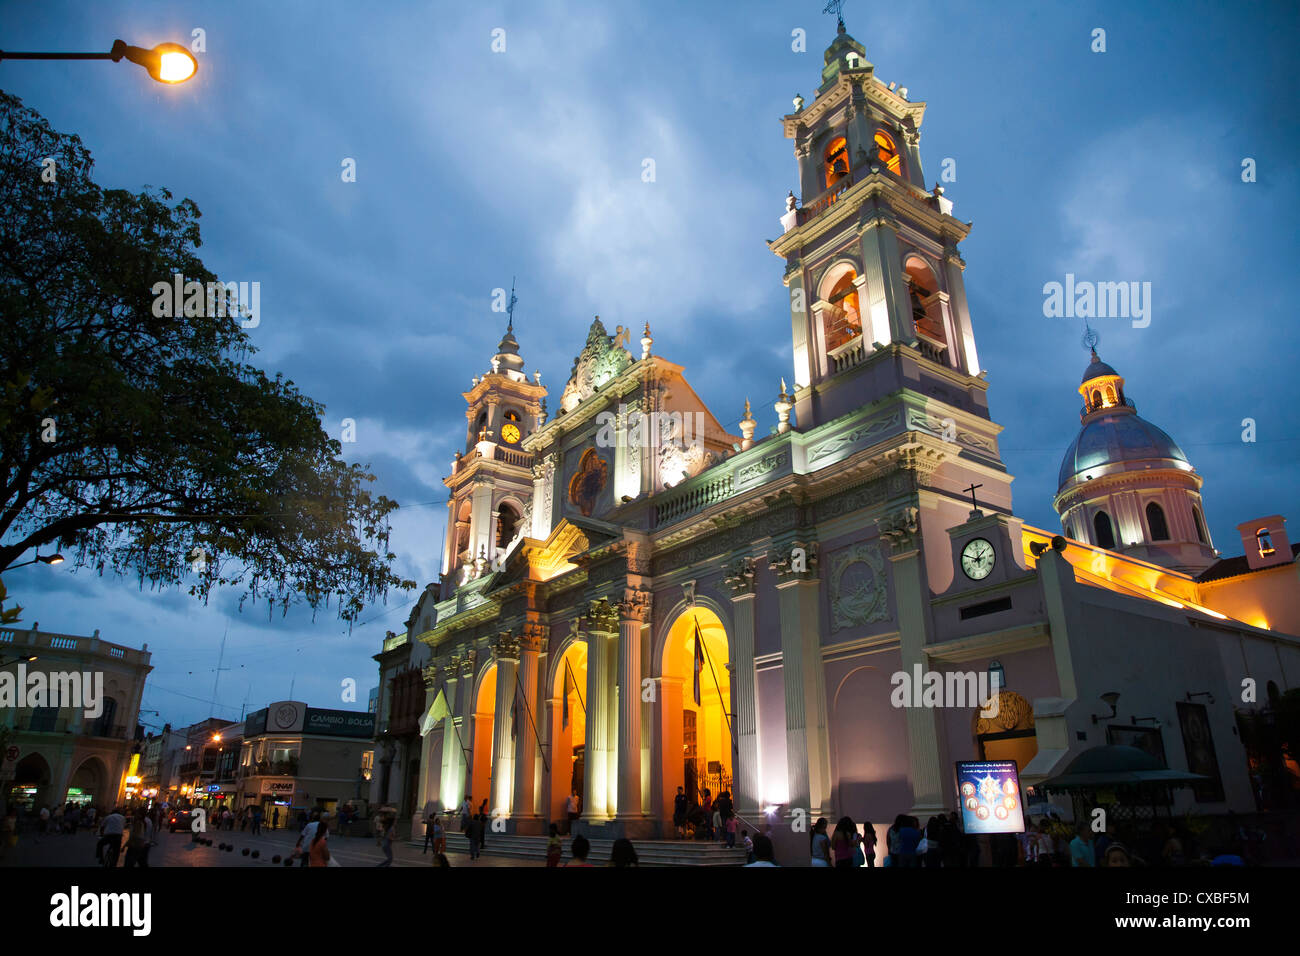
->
[506,276,518,332]
[823,0,847,29]
[1082,320,1099,354]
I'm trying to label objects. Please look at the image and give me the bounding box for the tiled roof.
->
[1197,543,1300,583]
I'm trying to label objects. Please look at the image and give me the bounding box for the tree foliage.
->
[0,91,414,622]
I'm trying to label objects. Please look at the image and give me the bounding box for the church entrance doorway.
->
[471,663,497,814]
[659,606,732,834]
[548,639,587,824]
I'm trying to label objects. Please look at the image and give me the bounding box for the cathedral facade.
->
[388,21,1300,858]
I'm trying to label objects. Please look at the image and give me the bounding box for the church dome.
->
[1057,350,1189,489]
[492,326,526,376]
[1058,413,1189,488]
[1080,354,1118,384]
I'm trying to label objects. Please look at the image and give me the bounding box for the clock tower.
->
[442,320,547,589]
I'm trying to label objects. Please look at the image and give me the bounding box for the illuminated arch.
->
[873,129,902,175]
[824,135,850,187]
[655,602,732,817]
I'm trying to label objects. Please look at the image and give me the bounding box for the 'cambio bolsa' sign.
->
[303,707,375,738]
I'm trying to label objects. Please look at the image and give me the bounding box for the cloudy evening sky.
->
[3,0,1297,729]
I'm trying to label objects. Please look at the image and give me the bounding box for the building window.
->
[824,136,850,188]
[1145,502,1170,541]
[874,130,902,175]
[1094,511,1116,550]
[1192,506,1208,544]
[823,269,863,351]
[1257,528,1275,556]
[1090,390,1102,409]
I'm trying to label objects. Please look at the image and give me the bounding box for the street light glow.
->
[156,46,197,83]
[111,40,198,84]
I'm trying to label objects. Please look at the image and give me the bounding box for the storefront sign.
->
[303,707,375,738]
[260,779,295,795]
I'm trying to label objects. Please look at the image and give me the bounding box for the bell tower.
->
[442,308,547,589]
[769,15,986,431]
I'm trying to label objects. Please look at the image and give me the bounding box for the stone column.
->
[469,481,493,564]
[772,541,833,819]
[582,599,619,821]
[725,557,761,815]
[941,246,980,376]
[858,205,912,346]
[878,506,948,816]
[490,633,520,817]
[615,589,651,827]
[512,623,545,824]
[438,663,462,811]
[417,664,441,812]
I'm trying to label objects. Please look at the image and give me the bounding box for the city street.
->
[0,825,537,868]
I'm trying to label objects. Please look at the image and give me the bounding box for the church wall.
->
[1069,598,1255,814]
[755,660,789,807]
[1200,566,1300,638]
[1212,628,1300,698]
[824,648,913,839]
[752,563,783,660]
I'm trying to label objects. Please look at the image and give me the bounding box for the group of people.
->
[671,786,739,846]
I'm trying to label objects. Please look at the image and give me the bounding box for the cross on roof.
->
[964,482,984,513]
[823,0,847,28]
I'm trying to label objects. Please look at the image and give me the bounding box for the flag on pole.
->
[420,688,450,737]
[562,664,572,730]
[693,616,705,707]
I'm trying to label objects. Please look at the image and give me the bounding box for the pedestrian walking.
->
[271,806,279,830]
[467,812,484,861]
[309,823,331,867]
[251,806,263,835]
[672,787,688,839]
[565,790,580,835]
[1,807,18,860]
[37,804,50,840]
[124,812,154,867]
[459,794,472,837]
[423,800,438,853]
[295,814,321,868]
[701,788,714,840]
[376,815,395,867]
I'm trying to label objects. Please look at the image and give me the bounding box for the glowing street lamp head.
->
[110,39,197,84]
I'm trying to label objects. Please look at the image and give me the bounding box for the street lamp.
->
[0,654,38,667]
[6,553,64,570]
[0,39,197,84]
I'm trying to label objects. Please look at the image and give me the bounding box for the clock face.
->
[961,538,995,580]
[501,423,521,445]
